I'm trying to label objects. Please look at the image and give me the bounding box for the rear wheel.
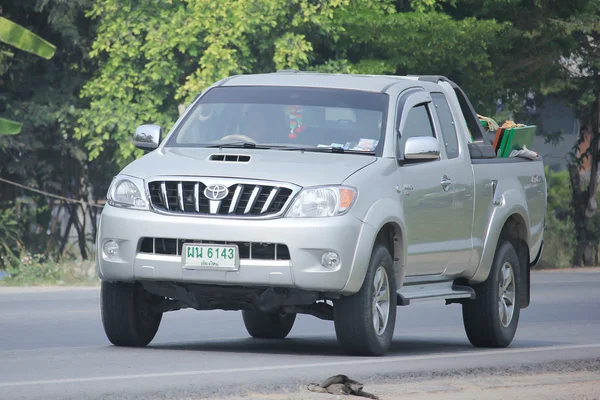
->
[101,281,163,347]
[242,310,296,339]
[462,240,521,347]
[333,244,397,356]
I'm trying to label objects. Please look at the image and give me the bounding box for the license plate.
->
[182,244,239,270]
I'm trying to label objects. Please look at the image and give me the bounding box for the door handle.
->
[441,175,452,192]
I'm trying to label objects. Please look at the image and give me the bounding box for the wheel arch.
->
[499,214,531,309]
[499,214,529,267]
[470,203,530,283]
[470,211,532,308]
[374,221,405,289]
[342,199,407,294]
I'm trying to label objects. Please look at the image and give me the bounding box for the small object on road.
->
[307,374,379,399]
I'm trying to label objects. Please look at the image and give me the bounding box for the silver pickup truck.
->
[97,72,546,356]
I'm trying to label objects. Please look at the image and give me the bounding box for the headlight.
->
[107,175,148,209]
[285,186,357,218]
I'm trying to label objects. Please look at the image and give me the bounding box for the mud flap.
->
[522,240,543,309]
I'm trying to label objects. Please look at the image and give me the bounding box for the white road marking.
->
[1,343,600,388]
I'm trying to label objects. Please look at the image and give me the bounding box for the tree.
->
[0,14,56,134]
[444,0,600,265]
[0,0,113,263]
[549,0,600,265]
[75,0,514,167]
[54,0,600,266]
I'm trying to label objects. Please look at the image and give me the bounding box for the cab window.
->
[431,92,459,159]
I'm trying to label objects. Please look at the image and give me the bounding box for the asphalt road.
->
[0,269,599,400]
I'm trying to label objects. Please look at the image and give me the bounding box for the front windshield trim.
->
[164,85,389,157]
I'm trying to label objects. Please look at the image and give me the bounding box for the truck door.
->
[429,92,475,276]
[396,90,456,276]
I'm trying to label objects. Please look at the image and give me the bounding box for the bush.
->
[0,253,97,286]
[0,203,98,285]
[0,205,25,267]
[2,253,62,284]
[540,167,576,268]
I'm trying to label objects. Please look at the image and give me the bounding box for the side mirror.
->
[403,136,440,162]
[133,124,162,151]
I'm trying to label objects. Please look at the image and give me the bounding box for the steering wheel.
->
[219,134,257,144]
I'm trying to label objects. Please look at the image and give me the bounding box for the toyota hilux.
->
[97,72,546,356]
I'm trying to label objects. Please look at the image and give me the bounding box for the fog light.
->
[103,240,119,258]
[321,251,340,269]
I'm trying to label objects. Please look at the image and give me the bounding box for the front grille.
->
[147,180,294,217]
[139,238,290,260]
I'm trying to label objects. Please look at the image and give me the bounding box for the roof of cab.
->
[219,71,427,93]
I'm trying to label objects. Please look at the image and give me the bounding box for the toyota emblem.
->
[204,184,229,201]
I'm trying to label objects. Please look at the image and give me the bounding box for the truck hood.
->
[120,147,377,187]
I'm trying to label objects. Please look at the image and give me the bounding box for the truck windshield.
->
[165,86,388,154]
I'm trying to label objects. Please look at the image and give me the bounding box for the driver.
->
[244,105,271,142]
[242,105,288,143]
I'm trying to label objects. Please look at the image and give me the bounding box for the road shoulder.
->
[203,361,600,400]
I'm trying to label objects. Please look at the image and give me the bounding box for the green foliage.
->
[541,167,576,268]
[547,0,600,265]
[0,205,23,266]
[75,0,367,166]
[0,15,56,135]
[0,255,98,286]
[1,1,114,266]
[541,165,600,267]
[0,117,21,135]
[5,0,600,275]
[341,9,514,111]
[1,254,61,285]
[0,0,111,201]
[75,0,514,167]
[0,16,56,59]
[410,0,457,12]
[0,200,54,269]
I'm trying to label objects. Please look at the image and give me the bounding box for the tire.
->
[462,240,521,348]
[101,281,163,347]
[242,310,296,339]
[333,244,397,356]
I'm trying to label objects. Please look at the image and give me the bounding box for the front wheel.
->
[242,310,296,339]
[101,281,163,347]
[333,245,397,356]
[462,240,521,347]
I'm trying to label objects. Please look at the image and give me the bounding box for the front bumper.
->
[96,205,375,294]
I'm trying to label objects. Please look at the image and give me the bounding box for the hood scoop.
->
[209,154,251,162]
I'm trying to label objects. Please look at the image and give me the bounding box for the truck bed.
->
[471,156,546,273]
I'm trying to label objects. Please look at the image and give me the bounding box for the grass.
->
[0,256,99,286]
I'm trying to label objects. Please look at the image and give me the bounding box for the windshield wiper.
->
[204,141,264,149]
[202,142,374,154]
[294,147,375,155]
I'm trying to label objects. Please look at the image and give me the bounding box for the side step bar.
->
[397,281,475,306]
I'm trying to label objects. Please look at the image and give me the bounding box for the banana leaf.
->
[0,117,22,135]
[0,17,55,59]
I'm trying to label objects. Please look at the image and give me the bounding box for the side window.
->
[400,104,435,139]
[431,93,459,159]
[397,103,435,158]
